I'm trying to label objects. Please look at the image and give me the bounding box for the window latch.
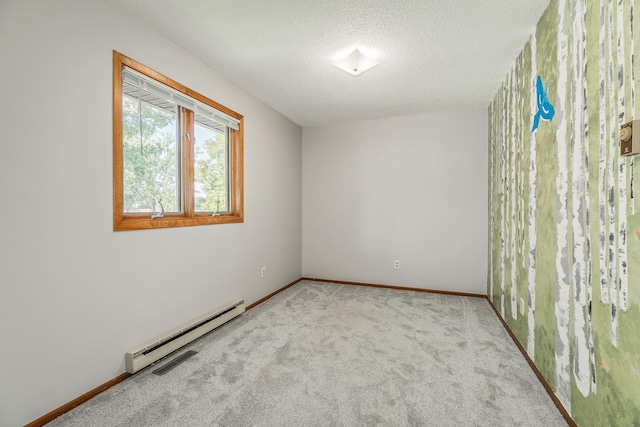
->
[151,200,164,219]
[212,200,221,217]
[186,131,191,142]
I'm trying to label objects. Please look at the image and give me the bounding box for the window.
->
[113,51,243,231]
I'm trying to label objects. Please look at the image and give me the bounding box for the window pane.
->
[194,120,228,213]
[122,95,180,213]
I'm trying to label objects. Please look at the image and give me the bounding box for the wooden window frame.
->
[113,51,244,231]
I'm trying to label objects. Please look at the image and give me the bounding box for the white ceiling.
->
[108,0,550,127]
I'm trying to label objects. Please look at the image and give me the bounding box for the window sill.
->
[114,213,244,231]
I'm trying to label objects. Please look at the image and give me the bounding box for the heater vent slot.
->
[137,305,240,357]
[152,351,198,376]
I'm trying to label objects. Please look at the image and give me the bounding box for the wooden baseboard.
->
[25,372,131,427]
[245,278,304,310]
[301,277,487,298]
[484,297,577,427]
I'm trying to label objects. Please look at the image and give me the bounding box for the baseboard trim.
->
[245,278,304,310]
[302,277,487,298]
[485,297,577,427]
[25,372,131,427]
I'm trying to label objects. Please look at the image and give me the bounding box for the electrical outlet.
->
[520,298,525,316]
[394,260,400,270]
[261,266,267,278]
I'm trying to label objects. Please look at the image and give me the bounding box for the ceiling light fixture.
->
[332,48,380,77]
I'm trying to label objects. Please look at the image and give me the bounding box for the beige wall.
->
[302,109,488,293]
[0,1,302,425]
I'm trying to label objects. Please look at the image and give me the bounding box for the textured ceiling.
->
[108,0,550,127]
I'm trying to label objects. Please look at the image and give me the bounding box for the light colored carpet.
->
[47,281,568,426]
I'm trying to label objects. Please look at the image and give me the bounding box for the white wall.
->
[0,1,302,425]
[302,109,487,293]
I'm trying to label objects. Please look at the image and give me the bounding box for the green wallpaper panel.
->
[488,0,640,425]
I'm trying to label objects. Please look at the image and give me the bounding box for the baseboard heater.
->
[125,298,245,374]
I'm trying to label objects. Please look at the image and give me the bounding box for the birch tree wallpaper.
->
[488,0,640,425]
